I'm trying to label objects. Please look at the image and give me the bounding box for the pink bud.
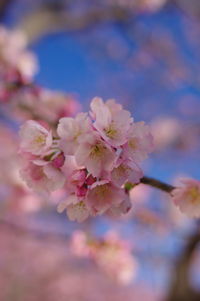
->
[71,169,87,186]
[85,174,96,186]
[76,185,88,198]
[52,152,65,168]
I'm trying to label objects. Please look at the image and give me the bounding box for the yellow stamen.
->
[105,125,117,139]
[128,138,137,150]
[188,187,200,204]
[34,135,45,144]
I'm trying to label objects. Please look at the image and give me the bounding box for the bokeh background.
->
[0,0,200,300]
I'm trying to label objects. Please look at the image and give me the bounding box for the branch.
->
[0,0,13,20]
[17,5,131,43]
[166,222,200,301]
[140,176,175,193]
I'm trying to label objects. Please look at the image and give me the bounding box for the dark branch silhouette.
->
[166,222,200,301]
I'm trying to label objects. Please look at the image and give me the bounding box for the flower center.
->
[94,184,109,199]
[105,125,117,139]
[188,186,200,204]
[34,134,45,145]
[90,143,105,158]
[128,138,137,150]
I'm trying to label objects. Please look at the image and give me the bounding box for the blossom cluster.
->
[0,26,80,216]
[172,178,200,218]
[19,97,153,222]
[0,26,80,128]
[0,27,37,102]
[10,87,80,125]
[71,230,138,284]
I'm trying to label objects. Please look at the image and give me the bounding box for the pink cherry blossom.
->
[94,232,138,284]
[57,112,91,155]
[90,97,132,147]
[20,162,65,195]
[12,88,80,125]
[111,159,143,187]
[61,156,86,193]
[70,231,138,284]
[123,121,154,163]
[108,196,132,217]
[19,120,52,155]
[86,181,125,215]
[52,152,65,168]
[19,97,154,222]
[70,230,91,257]
[171,178,200,218]
[57,195,90,222]
[0,27,38,82]
[75,132,116,177]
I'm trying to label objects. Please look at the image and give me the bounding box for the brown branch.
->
[140,176,175,193]
[166,223,200,301]
[0,0,13,20]
[17,5,131,43]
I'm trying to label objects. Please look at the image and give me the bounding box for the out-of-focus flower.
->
[172,178,200,218]
[19,120,52,156]
[136,0,167,12]
[11,88,81,125]
[71,231,138,284]
[122,121,154,163]
[0,125,46,214]
[108,0,167,13]
[20,162,65,196]
[151,117,182,151]
[0,26,38,92]
[0,27,37,81]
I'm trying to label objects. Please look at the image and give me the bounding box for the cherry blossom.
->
[0,27,37,83]
[86,180,126,215]
[90,97,132,147]
[58,112,91,155]
[172,178,200,218]
[19,97,154,222]
[111,160,143,187]
[20,161,65,195]
[19,120,52,155]
[57,195,90,222]
[11,88,80,125]
[75,131,116,177]
[123,121,154,163]
[71,231,138,284]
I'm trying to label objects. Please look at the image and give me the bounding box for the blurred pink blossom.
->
[71,230,138,284]
[172,178,200,218]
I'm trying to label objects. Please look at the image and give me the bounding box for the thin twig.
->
[140,176,175,193]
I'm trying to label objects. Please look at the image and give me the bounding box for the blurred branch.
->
[0,0,13,20]
[166,223,200,301]
[17,4,131,44]
[140,176,175,193]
